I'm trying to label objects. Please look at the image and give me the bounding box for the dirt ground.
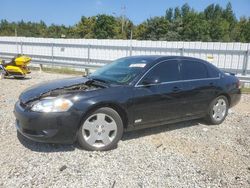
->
[0,71,249,188]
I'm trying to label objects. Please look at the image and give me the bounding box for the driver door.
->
[131,60,186,127]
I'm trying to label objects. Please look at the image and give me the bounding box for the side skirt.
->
[125,114,205,132]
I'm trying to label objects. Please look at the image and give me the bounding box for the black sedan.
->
[14,56,241,151]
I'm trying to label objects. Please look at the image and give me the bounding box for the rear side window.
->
[180,60,208,80]
[142,60,180,83]
[207,64,220,78]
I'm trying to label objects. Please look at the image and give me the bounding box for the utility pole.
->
[121,5,126,34]
[129,29,133,56]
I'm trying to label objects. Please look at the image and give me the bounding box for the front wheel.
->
[77,107,124,151]
[206,96,229,125]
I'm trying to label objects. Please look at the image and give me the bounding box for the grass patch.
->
[241,87,250,94]
[29,66,84,75]
[29,66,40,71]
[43,67,84,75]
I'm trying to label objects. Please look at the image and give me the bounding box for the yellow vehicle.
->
[0,55,31,79]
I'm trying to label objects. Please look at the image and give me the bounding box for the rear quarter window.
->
[206,64,220,78]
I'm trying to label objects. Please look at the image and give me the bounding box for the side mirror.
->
[141,77,160,86]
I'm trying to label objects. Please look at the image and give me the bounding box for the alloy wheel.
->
[82,113,118,148]
[212,98,227,122]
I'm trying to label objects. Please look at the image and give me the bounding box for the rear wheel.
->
[206,96,229,125]
[77,107,124,151]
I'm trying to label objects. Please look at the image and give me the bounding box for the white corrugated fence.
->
[0,37,249,76]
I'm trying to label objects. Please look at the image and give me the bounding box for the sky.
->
[1,0,250,26]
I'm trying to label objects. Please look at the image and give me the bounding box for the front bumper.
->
[14,102,82,144]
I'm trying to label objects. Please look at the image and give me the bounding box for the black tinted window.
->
[180,60,208,80]
[142,61,180,83]
[207,64,220,78]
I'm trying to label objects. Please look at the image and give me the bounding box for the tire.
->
[206,95,229,125]
[77,107,124,151]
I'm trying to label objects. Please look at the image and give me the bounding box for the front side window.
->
[180,60,208,80]
[140,60,180,84]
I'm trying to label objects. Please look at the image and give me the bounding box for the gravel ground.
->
[0,71,249,188]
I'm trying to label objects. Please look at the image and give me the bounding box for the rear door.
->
[179,60,218,116]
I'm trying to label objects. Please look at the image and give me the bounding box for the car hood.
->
[19,77,91,104]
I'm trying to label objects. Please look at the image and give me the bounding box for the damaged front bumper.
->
[14,101,82,144]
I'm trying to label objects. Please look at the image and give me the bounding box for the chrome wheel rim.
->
[82,113,117,148]
[212,98,227,121]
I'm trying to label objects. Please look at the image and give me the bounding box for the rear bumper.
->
[229,89,241,108]
[14,102,82,144]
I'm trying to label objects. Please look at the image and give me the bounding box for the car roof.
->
[142,55,221,73]
[128,55,207,64]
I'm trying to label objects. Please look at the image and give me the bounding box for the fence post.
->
[39,64,43,72]
[20,41,23,55]
[129,39,133,56]
[129,45,133,56]
[85,44,91,76]
[87,44,91,63]
[85,68,90,76]
[51,42,54,62]
[180,48,184,56]
[242,50,249,75]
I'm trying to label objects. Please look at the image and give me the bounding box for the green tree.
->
[174,7,181,20]
[223,2,236,25]
[147,16,169,40]
[165,8,173,22]
[181,3,191,17]
[134,23,147,40]
[0,20,15,36]
[75,16,96,38]
[165,17,183,41]
[233,17,250,42]
[94,14,117,39]
[182,12,210,41]
[114,16,134,39]
[136,16,169,40]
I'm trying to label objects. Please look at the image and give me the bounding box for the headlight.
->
[31,98,73,112]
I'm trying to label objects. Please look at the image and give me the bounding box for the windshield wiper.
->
[86,77,110,87]
[91,78,109,83]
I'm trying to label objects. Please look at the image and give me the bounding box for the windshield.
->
[88,57,156,85]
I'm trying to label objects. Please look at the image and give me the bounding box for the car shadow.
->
[122,119,205,141]
[17,119,207,152]
[17,132,76,153]
[4,77,31,80]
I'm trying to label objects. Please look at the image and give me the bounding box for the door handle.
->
[172,86,182,93]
